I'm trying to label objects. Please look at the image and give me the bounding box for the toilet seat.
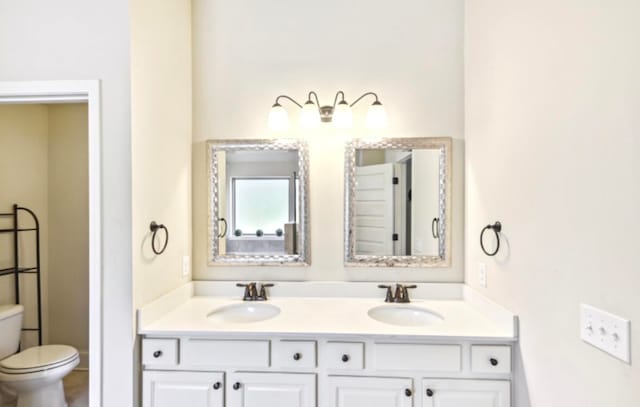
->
[0,345,78,375]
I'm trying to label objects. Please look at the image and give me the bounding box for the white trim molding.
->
[0,80,103,407]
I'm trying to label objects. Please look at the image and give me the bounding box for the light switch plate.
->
[580,304,631,363]
[478,262,487,288]
[182,255,190,277]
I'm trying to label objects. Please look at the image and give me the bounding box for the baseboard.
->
[78,350,89,370]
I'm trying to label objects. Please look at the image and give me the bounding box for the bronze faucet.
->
[378,284,417,303]
[237,282,274,301]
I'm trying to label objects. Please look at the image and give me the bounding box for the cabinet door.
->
[227,372,316,407]
[327,376,413,407]
[422,379,510,407]
[143,371,224,407]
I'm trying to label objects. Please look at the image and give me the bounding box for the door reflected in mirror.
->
[355,148,441,257]
[208,140,309,266]
[345,138,451,267]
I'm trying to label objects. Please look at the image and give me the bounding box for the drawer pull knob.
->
[233,382,241,390]
[293,353,302,361]
[490,358,499,366]
[426,389,434,397]
[213,382,221,390]
[341,354,350,362]
[405,389,412,397]
[153,350,162,358]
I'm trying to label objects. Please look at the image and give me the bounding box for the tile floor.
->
[64,370,89,407]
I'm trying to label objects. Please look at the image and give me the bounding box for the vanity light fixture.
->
[268,91,387,130]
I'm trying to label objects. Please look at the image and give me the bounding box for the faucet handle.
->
[399,285,417,303]
[378,285,394,303]
[257,283,274,301]
[236,282,257,301]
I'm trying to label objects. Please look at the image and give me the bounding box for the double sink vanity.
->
[138,282,517,407]
[137,137,517,407]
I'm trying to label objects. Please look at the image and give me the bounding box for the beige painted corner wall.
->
[465,1,640,406]
[0,105,49,348]
[192,0,465,282]
[0,1,133,405]
[131,0,192,309]
[48,104,89,367]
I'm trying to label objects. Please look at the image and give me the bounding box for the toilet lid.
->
[0,345,78,374]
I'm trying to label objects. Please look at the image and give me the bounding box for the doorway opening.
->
[0,81,102,407]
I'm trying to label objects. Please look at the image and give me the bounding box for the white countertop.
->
[138,282,517,342]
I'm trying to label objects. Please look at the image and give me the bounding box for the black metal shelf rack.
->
[0,204,42,346]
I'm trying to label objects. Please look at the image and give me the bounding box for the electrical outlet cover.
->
[182,255,190,277]
[478,262,487,288]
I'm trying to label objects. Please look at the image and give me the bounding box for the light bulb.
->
[333,100,353,128]
[366,101,387,129]
[300,101,320,128]
[268,103,289,131]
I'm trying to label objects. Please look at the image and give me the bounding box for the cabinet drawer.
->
[471,345,511,374]
[272,340,317,368]
[374,343,461,372]
[322,342,364,370]
[142,339,178,367]
[181,339,270,367]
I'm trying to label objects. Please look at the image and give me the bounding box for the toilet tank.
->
[0,304,23,360]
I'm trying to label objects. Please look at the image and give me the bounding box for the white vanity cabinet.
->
[422,379,510,407]
[141,337,513,407]
[327,376,414,407]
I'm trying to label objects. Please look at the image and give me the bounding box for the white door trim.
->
[0,80,102,407]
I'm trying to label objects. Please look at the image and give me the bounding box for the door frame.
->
[0,80,102,406]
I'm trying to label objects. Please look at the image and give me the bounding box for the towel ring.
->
[217,218,228,238]
[480,221,502,256]
[150,221,169,255]
[431,217,440,239]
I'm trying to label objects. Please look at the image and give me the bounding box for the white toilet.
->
[0,305,79,407]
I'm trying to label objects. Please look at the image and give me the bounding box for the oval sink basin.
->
[207,303,281,324]
[368,305,444,326]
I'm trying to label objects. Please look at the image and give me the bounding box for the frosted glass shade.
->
[300,101,320,128]
[366,101,387,128]
[268,104,289,131]
[333,101,353,128]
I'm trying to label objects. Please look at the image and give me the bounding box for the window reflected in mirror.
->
[233,178,292,236]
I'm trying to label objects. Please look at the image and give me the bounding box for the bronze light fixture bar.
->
[268,90,387,131]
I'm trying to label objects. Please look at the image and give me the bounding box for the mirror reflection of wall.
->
[217,150,299,256]
[353,148,442,257]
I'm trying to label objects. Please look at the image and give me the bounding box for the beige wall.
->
[192,0,465,282]
[0,105,49,349]
[465,1,640,405]
[48,104,89,368]
[130,0,192,308]
[0,1,133,404]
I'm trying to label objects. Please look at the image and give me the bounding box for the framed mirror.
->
[344,137,452,267]
[208,139,310,266]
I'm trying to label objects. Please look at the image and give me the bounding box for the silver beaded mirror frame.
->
[208,139,310,266]
[344,137,452,267]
